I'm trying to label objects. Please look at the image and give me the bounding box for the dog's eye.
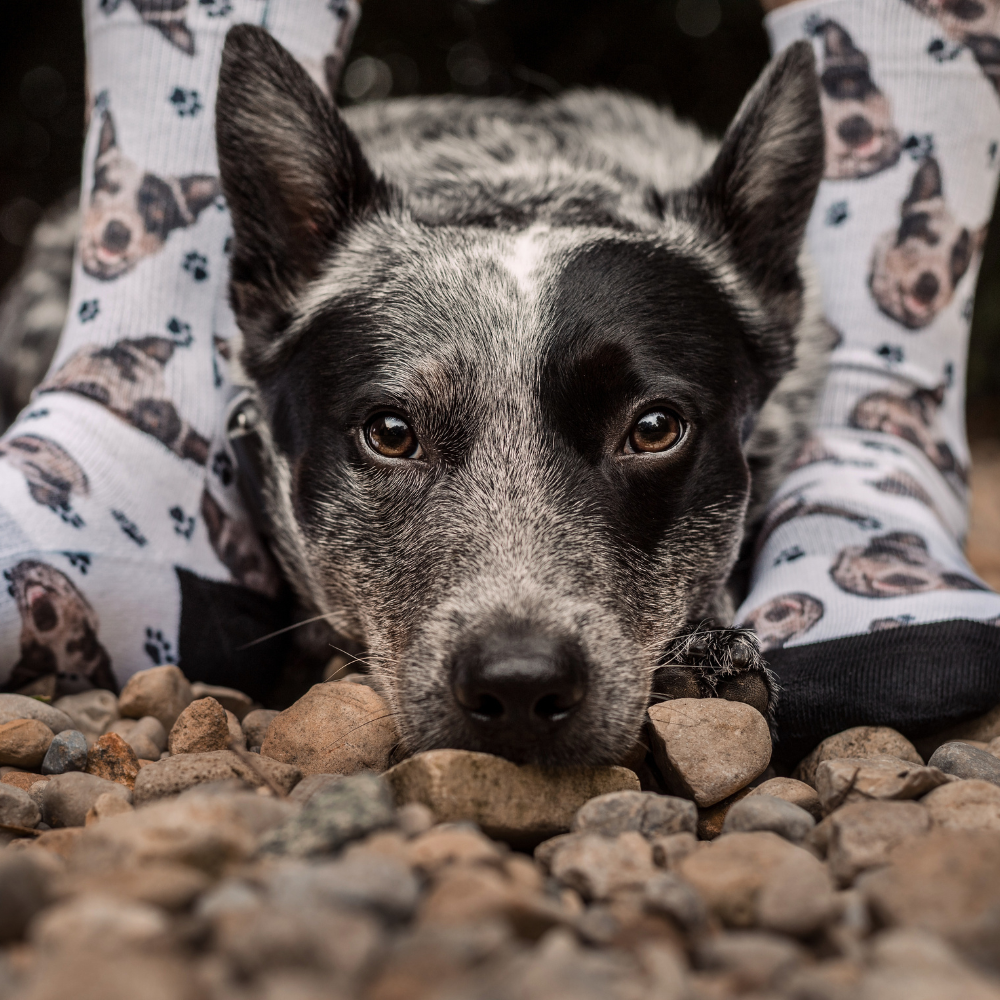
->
[365,413,423,460]
[628,409,683,454]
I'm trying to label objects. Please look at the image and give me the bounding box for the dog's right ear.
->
[216,25,389,376]
[904,157,943,209]
[97,111,117,157]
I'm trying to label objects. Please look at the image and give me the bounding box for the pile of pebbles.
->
[3,665,1000,999]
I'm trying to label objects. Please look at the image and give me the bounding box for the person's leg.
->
[738,0,1000,764]
[0,0,359,699]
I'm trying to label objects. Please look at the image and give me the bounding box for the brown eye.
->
[365,413,422,459]
[628,409,683,454]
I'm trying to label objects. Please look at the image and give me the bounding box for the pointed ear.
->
[216,25,389,371]
[814,19,861,60]
[151,19,195,56]
[686,42,824,325]
[97,110,117,157]
[178,175,220,218]
[905,157,943,208]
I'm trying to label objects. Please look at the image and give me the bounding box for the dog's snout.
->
[837,114,875,149]
[451,632,587,735]
[913,271,940,304]
[102,219,131,253]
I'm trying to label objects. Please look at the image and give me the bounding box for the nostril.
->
[913,271,940,304]
[468,692,504,720]
[533,689,582,722]
[837,114,875,148]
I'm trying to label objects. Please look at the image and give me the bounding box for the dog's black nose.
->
[102,219,131,253]
[451,632,586,734]
[913,271,940,304]
[837,114,875,149]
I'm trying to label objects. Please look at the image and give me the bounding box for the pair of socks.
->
[737,0,1000,763]
[0,0,358,699]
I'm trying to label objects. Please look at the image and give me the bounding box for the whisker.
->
[237,612,336,650]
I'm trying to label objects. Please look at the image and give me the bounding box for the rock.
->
[755,851,838,937]
[242,708,279,750]
[85,790,135,825]
[17,952,200,1000]
[0,853,51,942]
[118,664,193,730]
[650,831,699,870]
[794,727,923,788]
[261,681,399,776]
[571,790,697,839]
[31,892,172,951]
[642,871,708,931]
[0,693,75,733]
[40,771,132,828]
[548,831,657,900]
[86,731,140,788]
[397,801,435,837]
[698,787,752,840]
[721,793,815,842]
[40,730,89,774]
[53,689,119,741]
[0,783,41,830]
[63,863,210,912]
[695,930,805,993]
[383,749,640,847]
[288,773,343,804]
[746,777,821,819]
[928,742,1000,786]
[405,823,505,873]
[1,771,49,793]
[226,710,245,749]
[167,697,231,754]
[260,772,395,857]
[646,698,771,807]
[133,749,300,805]
[107,714,169,760]
[0,718,53,768]
[922,779,1000,831]
[862,830,1000,937]
[815,756,947,813]
[677,830,819,927]
[822,800,931,885]
[190,682,254,720]
[914,702,1000,761]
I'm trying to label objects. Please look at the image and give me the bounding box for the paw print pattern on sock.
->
[167,316,193,347]
[774,545,806,566]
[183,251,209,282]
[61,552,92,575]
[830,531,987,598]
[211,450,234,486]
[903,133,935,161]
[169,86,203,118]
[144,627,177,665]
[876,344,904,363]
[0,435,89,528]
[826,201,849,226]
[740,592,824,651]
[903,0,1000,95]
[78,299,100,323]
[927,37,964,62]
[169,505,195,539]
[112,509,147,547]
[198,0,232,16]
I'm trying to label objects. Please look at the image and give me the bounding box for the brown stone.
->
[650,831,699,870]
[261,681,398,776]
[646,699,771,808]
[167,697,231,755]
[755,851,838,937]
[190,681,254,720]
[405,823,506,874]
[548,831,657,900]
[84,790,135,825]
[746,777,821,819]
[823,800,931,885]
[53,690,120,742]
[815,755,947,813]
[677,830,818,927]
[383,749,640,848]
[85,732,140,788]
[697,787,752,840]
[0,718,53,768]
[61,863,211,911]
[922,779,1000,831]
[242,708,279,750]
[794,727,923,788]
[41,771,133,828]
[118,664,193,731]
[226,710,245,749]
[23,826,84,859]
[2,771,50,792]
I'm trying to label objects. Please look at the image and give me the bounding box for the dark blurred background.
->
[1,0,997,429]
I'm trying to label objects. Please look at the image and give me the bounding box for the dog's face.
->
[0,434,89,512]
[740,593,824,651]
[215,29,824,765]
[869,157,986,329]
[80,111,218,281]
[905,0,1000,48]
[811,19,902,180]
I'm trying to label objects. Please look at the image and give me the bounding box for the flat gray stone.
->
[928,742,1000,787]
[52,690,119,741]
[0,694,74,734]
[0,783,40,830]
[40,771,132,828]
[0,854,51,943]
[41,730,89,774]
[571,790,697,839]
[722,794,816,842]
[643,871,708,931]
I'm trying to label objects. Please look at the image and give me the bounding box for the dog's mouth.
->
[25,584,58,632]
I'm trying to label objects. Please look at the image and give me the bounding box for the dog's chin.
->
[80,242,130,282]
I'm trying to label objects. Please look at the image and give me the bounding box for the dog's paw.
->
[652,624,778,722]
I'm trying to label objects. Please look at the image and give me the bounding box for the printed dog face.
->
[740,593,824,651]
[831,530,985,597]
[904,0,1000,93]
[869,157,986,329]
[810,19,902,180]
[38,336,210,464]
[215,29,826,765]
[4,559,116,696]
[80,111,218,281]
[201,490,282,598]
[0,434,89,513]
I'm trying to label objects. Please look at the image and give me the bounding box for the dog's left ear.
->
[216,25,389,376]
[179,176,219,218]
[686,41,824,328]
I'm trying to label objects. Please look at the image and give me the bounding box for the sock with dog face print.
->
[0,0,359,699]
[737,0,1000,764]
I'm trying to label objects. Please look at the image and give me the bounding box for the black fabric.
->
[767,618,1000,768]
[176,567,293,703]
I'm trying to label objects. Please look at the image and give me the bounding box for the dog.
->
[37,336,211,465]
[739,592,824,651]
[3,559,117,696]
[869,156,987,329]
[904,0,1000,93]
[0,434,89,516]
[209,27,832,767]
[831,530,986,597]
[80,110,219,281]
[808,18,902,180]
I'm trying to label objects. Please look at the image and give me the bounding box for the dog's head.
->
[0,434,89,512]
[869,157,986,329]
[739,592,824,651]
[216,28,824,765]
[80,111,218,281]
[809,19,902,180]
